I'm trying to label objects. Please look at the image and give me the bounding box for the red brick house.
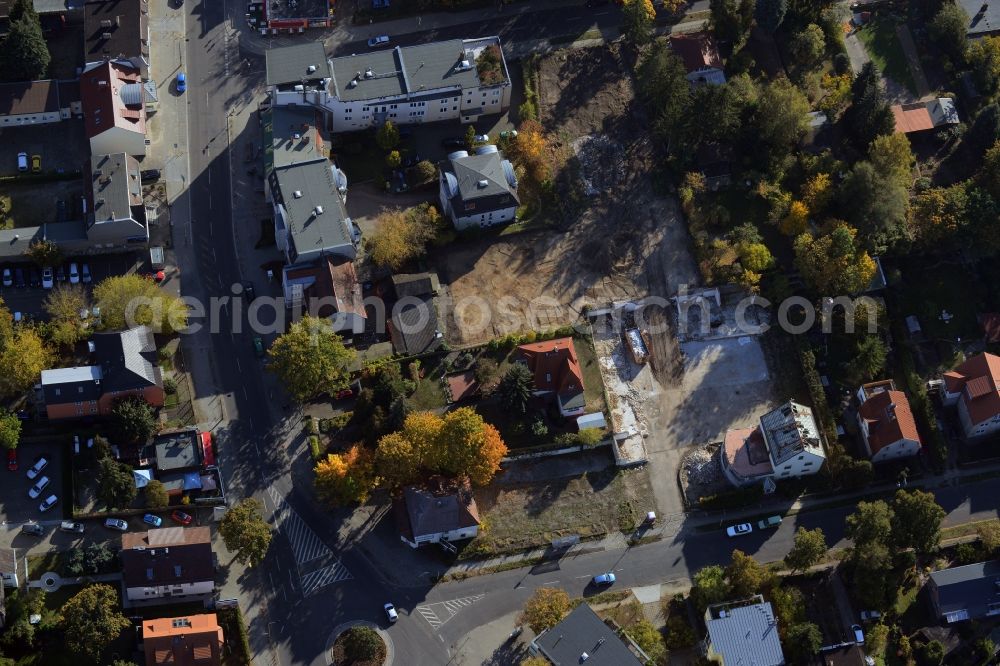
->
[40,326,164,419]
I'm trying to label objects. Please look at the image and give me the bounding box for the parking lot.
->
[0,119,89,177]
[1,441,67,526]
[0,253,143,319]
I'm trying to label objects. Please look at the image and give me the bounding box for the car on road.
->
[142,513,163,527]
[592,572,616,586]
[757,515,781,529]
[28,476,50,499]
[726,523,753,537]
[499,129,518,140]
[17,152,27,172]
[68,262,79,284]
[41,267,53,289]
[367,35,390,48]
[26,457,47,480]
[104,518,128,531]
[170,510,193,526]
[39,495,58,512]
[81,264,91,283]
[860,610,881,621]
[2,268,11,287]
[402,153,422,168]
[60,520,84,534]
[20,522,44,536]
[253,336,265,358]
[6,449,16,471]
[852,624,865,645]
[441,137,466,149]
[177,72,186,93]
[384,603,398,623]
[140,169,161,182]
[31,154,40,173]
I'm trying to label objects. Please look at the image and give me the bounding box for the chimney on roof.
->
[116,14,121,26]
[307,64,317,74]
[102,32,112,40]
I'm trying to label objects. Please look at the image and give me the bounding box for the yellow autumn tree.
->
[780,200,809,236]
[315,444,376,506]
[365,203,442,270]
[0,325,52,398]
[801,173,832,213]
[438,407,507,487]
[794,222,876,295]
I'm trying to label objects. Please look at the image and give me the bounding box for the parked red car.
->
[170,510,193,526]
[6,449,16,472]
[334,388,354,400]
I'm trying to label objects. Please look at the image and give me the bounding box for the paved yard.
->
[0,119,89,177]
[2,441,68,525]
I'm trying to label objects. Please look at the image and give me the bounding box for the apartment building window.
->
[453,107,457,111]
[390,104,397,109]
[482,92,487,97]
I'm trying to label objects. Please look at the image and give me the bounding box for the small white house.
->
[856,380,922,462]
[396,484,480,548]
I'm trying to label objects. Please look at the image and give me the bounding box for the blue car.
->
[592,572,616,586]
[143,513,163,527]
[177,72,186,93]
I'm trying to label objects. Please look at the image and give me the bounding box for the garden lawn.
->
[575,335,608,414]
[407,355,449,410]
[895,259,984,342]
[464,467,654,556]
[856,17,916,95]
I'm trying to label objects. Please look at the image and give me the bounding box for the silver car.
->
[26,457,47,480]
[28,476,49,499]
[104,518,128,532]
[39,495,58,512]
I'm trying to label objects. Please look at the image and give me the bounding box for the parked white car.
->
[384,603,398,623]
[726,523,753,537]
[41,267,53,289]
[68,262,79,284]
[28,476,50,499]
[26,457,47,480]
[39,495,58,512]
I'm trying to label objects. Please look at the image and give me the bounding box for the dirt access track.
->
[437,44,699,347]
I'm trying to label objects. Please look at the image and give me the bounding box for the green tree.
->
[891,489,946,553]
[909,183,969,246]
[838,160,909,252]
[755,0,786,33]
[437,407,507,486]
[267,316,355,402]
[851,542,895,608]
[0,409,20,449]
[465,124,477,149]
[144,479,169,509]
[412,159,437,186]
[977,519,1000,553]
[847,335,887,383]
[756,78,810,153]
[869,133,914,189]
[219,498,273,567]
[794,223,877,295]
[97,457,136,509]
[342,626,383,661]
[970,35,1000,96]
[917,639,945,666]
[111,396,156,444]
[44,284,90,347]
[967,104,1000,160]
[385,150,401,168]
[521,587,569,633]
[784,622,822,663]
[784,527,827,573]
[496,363,533,415]
[929,3,970,70]
[865,623,890,658]
[60,584,131,662]
[626,618,667,664]
[637,42,692,152]
[93,274,188,333]
[845,62,895,149]
[845,499,893,547]
[692,565,730,610]
[791,24,826,70]
[0,0,50,82]
[622,0,656,45]
[710,0,756,46]
[726,549,773,597]
[376,120,400,151]
[2,589,46,649]
[768,585,805,626]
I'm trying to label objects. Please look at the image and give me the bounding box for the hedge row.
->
[485,325,579,352]
[699,484,764,510]
[218,607,253,665]
[892,324,948,473]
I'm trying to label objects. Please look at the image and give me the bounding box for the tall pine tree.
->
[1,0,50,82]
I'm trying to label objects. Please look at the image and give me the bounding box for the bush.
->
[319,413,351,433]
[306,417,318,436]
[833,52,851,75]
[218,608,252,666]
[699,485,764,510]
[342,626,384,661]
[530,418,548,437]
[163,377,177,395]
[309,435,322,461]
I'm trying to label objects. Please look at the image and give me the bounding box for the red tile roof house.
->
[855,380,922,462]
[81,60,147,157]
[142,613,224,666]
[669,32,726,85]
[517,337,586,417]
[942,352,1000,439]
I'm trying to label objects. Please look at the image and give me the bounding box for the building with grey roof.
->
[84,0,151,79]
[439,145,518,230]
[961,0,1000,38]
[86,152,149,247]
[759,400,826,480]
[705,596,786,666]
[269,158,355,265]
[530,604,647,666]
[927,560,1000,623]
[266,37,511,132]
[394,480,480,548]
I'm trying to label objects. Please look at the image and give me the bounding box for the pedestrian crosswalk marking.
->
[299,560,353,596]
[415,594,485,630]
[267,486,352,593]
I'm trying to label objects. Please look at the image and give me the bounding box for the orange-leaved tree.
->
[315,444,376,506]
